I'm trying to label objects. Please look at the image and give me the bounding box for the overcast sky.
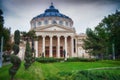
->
[0,0,120,34]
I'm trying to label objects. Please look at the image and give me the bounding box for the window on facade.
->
[60,47,63,57]
[45,47,49,57]
[52,20,57,24]
[44,20,48,24]
[33,23,36,28]
[59,21,63,25]
[66,22,68,26]
[38,21,41,25]
[74,39,76,53]
[53,46,56,54]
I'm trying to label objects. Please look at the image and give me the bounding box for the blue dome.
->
[32,3,72,20]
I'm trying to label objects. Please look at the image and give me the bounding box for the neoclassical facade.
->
[29,3,88,58]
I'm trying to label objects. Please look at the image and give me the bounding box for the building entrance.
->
[60,46,64,57]
[45,46,49,57]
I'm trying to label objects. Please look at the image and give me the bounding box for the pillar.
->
[35,40,38,57]
[50,36,53,57]
[64,36,67,58]
[71,36,74,57]
[42,36,45,57]
[57,36,60,58]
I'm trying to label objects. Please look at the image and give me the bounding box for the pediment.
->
[42,26,66,31]
[35,25,74,32]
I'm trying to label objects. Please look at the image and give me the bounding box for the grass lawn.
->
[0,60,120,80]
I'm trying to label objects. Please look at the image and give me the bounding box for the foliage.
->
[66,57,99,62]
[12,44,19,55]
[21,30,37,40]
[14,30,20,45]
[83,10,120,59]
[2,52,10,62]
[9,30,21,80]
[24,40,33,69]
[35,57,99,63]
[21,30,36,63]
[35,57,64,63]
[0,9,11,51]
[72,70,120,80]
[0,61,120,80]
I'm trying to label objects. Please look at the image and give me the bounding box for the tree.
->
[14,30,20,45]
[21,30,37,61]
[83,10,120,59]
[24,39,33,69]
[9,30,21,80]
[0,9,11,51]
[102,10,120,58]
[83,28,102,58]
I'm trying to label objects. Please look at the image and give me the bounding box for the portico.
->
[35,34,74,58]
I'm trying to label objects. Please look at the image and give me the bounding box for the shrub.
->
[45,76,61,80]
[66,57,99,62]
[35,57,64,63]
[9,30,21,80]
[72,70,120,80]
[24,41,33,69]
[35,57,99,63]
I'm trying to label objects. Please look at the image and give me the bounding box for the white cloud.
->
[2,0,120,34]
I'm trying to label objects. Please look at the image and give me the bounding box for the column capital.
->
[64,35,68,38]
[42,35,46,38]
[49,35,53,38]
[57,35,61,38]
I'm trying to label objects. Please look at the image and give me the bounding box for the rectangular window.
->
[59,21,63,25]
[38,22,41,25]
[44,20,48,24]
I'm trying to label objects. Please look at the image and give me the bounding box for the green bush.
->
[35,57,64,63]
[36,57,99,63]
[72,72,89,80]
[66,57,99,62]
[12,44,19,55]
[24,41,33,69]
[9,30,21,80]
[72,70,120,80]
[45,76,61,80]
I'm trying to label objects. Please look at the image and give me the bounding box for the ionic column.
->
[49,36,53,57]
[71,36,74,57]
[57,36,60,58]
[64,36,67,58]
[35,40,38,57]
[42,36,45,57]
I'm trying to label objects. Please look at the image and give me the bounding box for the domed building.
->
[30,3,89,58]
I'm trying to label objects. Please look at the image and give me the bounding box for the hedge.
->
[35,57,64,63]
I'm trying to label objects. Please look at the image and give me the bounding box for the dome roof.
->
[32,3,72,20]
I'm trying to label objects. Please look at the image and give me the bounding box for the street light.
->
[0,37,4,68]
[112,38,115,60]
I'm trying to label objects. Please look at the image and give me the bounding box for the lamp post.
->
[0,37,4,68]
[112,43,115,60]
[112,39,115,60]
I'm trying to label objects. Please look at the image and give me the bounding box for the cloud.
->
[1,0,120,34]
